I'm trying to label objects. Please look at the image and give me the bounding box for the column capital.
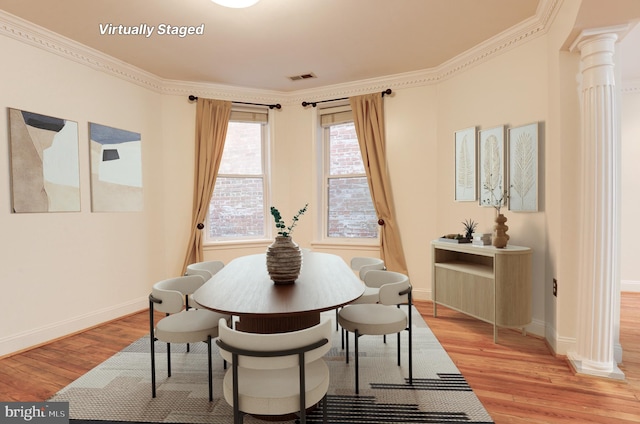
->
[569,24,630,53]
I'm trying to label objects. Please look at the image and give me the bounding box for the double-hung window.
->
[206,107,269,242]
[320,105,378,240]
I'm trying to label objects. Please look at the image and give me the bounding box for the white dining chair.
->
[216,318,331,424]
[350,257,385,281]
[338,270,412,394]
[149,275,230,401]
[185,260,225,280]
[333,257,386,332]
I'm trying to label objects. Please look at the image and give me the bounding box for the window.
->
[206,108,269,241]
[320,106,378,239]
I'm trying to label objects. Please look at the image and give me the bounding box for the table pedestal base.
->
[235,311,320,333]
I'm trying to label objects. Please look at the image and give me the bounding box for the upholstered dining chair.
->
[334,257,386,331]
[149,275,230,401]
[185,260,225,280]
[350,257,385,281]
[216,318,332,424]
[338,270,412,394]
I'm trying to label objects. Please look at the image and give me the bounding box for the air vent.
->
[288,72,317,81]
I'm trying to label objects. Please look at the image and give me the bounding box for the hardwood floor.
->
[0,294,638,423]
[419,293,640,424]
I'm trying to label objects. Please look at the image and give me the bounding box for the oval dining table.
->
[192,251,365,333]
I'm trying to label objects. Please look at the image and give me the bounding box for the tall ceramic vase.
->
[493,213,510,248]
[266,236,302,284]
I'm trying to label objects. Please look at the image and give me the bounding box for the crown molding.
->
[0,10,164,92]
[621,79,640,94]
[435,0,559,83]
[0,0,560,105]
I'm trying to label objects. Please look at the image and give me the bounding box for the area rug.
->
[49,308,493,423]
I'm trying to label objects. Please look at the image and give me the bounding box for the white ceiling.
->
[0,0,541,92]
[1,0,639,92]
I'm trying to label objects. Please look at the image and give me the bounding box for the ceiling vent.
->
[288,72,317,81]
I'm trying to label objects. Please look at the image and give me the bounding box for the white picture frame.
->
[479,125,505,208]
[454,127,477,201]
[508,122,538,212]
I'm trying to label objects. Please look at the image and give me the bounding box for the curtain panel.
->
[349,93,408,275]
[181,98,232,273]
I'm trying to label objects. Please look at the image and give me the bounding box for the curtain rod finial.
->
[188,95,198,101]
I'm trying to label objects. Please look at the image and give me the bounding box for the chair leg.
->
[355,330,360,395]
[408,297,413,385]
[397,332,401,366]
[232,354,241,424]
[150,335,156,398]
[345,330,349,364]
[408,313,413,385]
[323,394,328,424]
[207,336,213,402]
[166,342,171,377]
[149,303,156,398]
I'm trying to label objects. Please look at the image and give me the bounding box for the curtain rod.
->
[301,89,392,108]
[188,95,281,110]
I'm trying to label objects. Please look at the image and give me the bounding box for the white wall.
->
[435,36,550,338]
[621,85,640,292]
[0,34,168,356]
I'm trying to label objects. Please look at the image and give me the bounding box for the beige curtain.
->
[350,93,408,275]
[181,98,232,273]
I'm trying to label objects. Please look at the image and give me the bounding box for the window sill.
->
[204,239,272,251]
[310,240,379,251]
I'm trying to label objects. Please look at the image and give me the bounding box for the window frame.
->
[318,104,379,244]
[204,106,272,244]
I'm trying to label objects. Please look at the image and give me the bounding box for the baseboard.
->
[412,287,431,302]
[526,317,545,338]
[0,297,148,358]
[544,323,576,356]
[621,280,640,292]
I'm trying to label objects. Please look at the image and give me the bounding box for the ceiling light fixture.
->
[211,0,260,8]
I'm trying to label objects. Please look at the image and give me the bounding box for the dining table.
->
[192,251,365,333]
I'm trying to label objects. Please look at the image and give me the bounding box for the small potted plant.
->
[462,219,478,240]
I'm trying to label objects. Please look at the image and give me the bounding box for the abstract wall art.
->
[479,125,506,209]
[89,122,143,212]
[8,108,80,213]
[508,122,539,212]
[454,127,477,201]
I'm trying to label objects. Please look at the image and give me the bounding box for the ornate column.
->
[568,28,625,380]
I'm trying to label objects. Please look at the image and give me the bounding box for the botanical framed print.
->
[479,125,505,208]
[508,122,538,212]
[89,122,143,212]
[454,127,477,201]
[8,108,80,213]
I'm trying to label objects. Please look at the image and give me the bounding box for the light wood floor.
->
[1,294,638,423]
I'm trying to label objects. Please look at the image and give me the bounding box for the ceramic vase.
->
[266,236,302,284]
[493,213,510,248]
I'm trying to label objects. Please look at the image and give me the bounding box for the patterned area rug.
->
[49,308,493,423]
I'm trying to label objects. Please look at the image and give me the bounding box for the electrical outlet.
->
[553,278,558,297]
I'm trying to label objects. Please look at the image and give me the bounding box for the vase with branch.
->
[266,203,308,284]
[483,180,510,248]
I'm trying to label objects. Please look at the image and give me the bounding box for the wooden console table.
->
[431,239,532,342]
